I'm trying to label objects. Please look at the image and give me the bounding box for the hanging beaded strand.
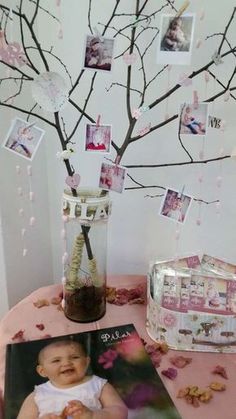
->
[56,0,63,39]
[61,214,69,308]
[16,165,28,256]
[27,165,36,227]
[165,65,171,121]
[195,8,205,49]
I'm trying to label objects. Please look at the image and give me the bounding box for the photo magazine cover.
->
[4,323,181,419]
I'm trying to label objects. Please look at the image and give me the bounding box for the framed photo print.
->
[99,162,126,193]
[157,13,195,65]
[85,124,112,153]
[2,117,45,161]
[179,102,208,136]
[160,188,192,224]
[83,35,115,72]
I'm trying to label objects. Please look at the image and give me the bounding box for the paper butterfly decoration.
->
[212,50,224,66]
[230,147,236,159]
[138,123,151,137]
[65,173,80,189]
[123,52,137,66]
[0,30,27,67]
[178,73,192,87]
[132,105,149,120]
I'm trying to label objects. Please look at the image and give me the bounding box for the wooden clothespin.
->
[193,90,199,109]
[96,114,101,127]
[175,0,190,18]
[178,185,185,199]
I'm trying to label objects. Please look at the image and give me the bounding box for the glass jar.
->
[62,188,111,322]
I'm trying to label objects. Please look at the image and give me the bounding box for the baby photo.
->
[84,35,115,72]
[157,13,195,65]
[179,102,208,136]
[160,188,192,224]
[85,124,112,152]
[99,162,126,193]
[204,277,227,311]
[2,117,45,161]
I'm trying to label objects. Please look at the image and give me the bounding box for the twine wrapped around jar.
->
[62,188,111,322]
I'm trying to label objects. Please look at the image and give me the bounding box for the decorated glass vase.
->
[62,189,111,322]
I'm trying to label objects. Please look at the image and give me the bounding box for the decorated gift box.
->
[146,254,236,352]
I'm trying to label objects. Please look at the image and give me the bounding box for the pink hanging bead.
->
[17,187,23,196]
[198,174,203,183]
[21,228,26,237]
[219,147,224,157]
[175,229,180,240]
[29,216,36,226]
[61,229,66,239]
[29,191,35,201]
[196,39,202,49]
[62,252,68,265]
[216,176,222,188]
[224,90,230,102]
[62,214,69,223]
[216,201,221,214]
[58,26,63,39]
[204,71,210,83]
[27,165,32,176]
[199,150,204,160]
[56,0,61,5]
[220,120,226,132]
[23,248,28,257]
[199,9,205,20]
[196,218,201,226]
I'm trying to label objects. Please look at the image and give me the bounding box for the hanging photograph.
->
[160,188,192,224]
[99,162,126,193]
[83,35,115,72]
[179,102,208,135]
[157,13,195,65]
[2,117,45,161]
[85,124,112,152]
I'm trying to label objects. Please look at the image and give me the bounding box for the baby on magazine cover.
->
[17,339,128,419]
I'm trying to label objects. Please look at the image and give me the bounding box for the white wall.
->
[0,0,236,308]
[0,0,53,309]
[0,211,9,317]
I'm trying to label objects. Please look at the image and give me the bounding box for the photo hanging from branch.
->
[179,102,208,136]
[159,188,192,224]
[99,162,126,193]
[83,35,115,72]
[2,117,45,161]
[157,13,195,65]
[85,123,112,152]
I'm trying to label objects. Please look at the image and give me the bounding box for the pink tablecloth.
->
[1,275,236,418]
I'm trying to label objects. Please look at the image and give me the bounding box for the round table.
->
[1,275,236,419]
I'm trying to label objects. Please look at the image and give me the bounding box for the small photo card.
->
[83,35,115,72]
[85,123,111,153]
[161,275,180,310]
[2,117,45,161]
[160,188,192,224]
[204,277,227,311]
[157,13,195,65]
[179,102,208,136]
[99,162,126,193]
